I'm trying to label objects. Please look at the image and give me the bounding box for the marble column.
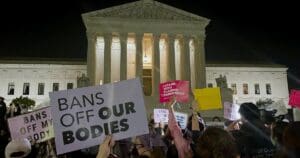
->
[167,34,176,81]
[194,36,206,88]
[103,33,112,84]
[152,33,160,96]
[180,35,191,82]
[86,32,96,85]
[135,33,144,83]
[119,33,128,81]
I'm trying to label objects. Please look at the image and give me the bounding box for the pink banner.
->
[289,89,300,108]
[159,80,189,103]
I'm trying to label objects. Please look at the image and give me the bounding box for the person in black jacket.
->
[231,102,275,158]
[0,97,7,127]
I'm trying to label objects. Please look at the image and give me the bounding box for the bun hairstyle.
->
[5,138,31,158]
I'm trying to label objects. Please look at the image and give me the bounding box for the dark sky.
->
[0,0,299,89]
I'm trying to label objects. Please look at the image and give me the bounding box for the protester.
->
[96,135,116,158]
[0,96,7,129]
[193,127,240,158]
[270,121,289,148]
[276,121,300,158]
[5,138,31,158]
[167,99,193,158]
[231,102,275,157]
[0,96,9,158]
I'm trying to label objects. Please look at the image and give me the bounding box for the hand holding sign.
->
[226,120,241,131]
[166,96,176,109]
[96,135,115,158]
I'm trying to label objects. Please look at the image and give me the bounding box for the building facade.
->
[82,0,209,113]
[0,0,293,119]
[0,60,86,106]
[0,60,290,112]
[206,64,289,105]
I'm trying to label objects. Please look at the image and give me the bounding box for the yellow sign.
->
[193,88,222,110]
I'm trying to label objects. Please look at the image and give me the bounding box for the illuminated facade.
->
[0,0,293,119]
[82,0,209,113]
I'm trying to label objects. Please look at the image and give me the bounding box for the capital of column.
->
[119,33,128,41]
[86,32,97,43]
[103,33,113,42]
[180,34,191,44]
[167,34,177,42]
[135,33,144,41]
[152,33,161,41]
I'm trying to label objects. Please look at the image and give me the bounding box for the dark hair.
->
[212,116,221,122]
[239,102,260,121]
[261,109,276,125]
[194,127,239,158]
[271,121,289,146]
[187,114,205,132]
[282,121,300,157]
[167,144,178,158]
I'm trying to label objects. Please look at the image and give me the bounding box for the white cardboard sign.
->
[7,106,54,143]
[153,109,188,129]
[224,102,241,121]
[49,78,149,154]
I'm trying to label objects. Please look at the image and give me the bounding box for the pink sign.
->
[159,80,189,103]
[289,89,300,108]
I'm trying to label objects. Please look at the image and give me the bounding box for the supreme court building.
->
[0,0,293,119]
[82,0,209,113]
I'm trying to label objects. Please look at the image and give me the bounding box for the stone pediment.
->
[83,0,209,23]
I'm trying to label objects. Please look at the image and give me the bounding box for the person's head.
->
[270,121,289,146]
[212,116,221,122]
[5,138,31,158]
[0,96,4,102]
[187,114,205,132]
[261,109,276,125]
[281,121,300,157]
[239,102,260,122]
[193,127,239,158]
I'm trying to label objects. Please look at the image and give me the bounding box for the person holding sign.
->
[230,102,275,157]
[96,135,116,158]
[166,98,193,158]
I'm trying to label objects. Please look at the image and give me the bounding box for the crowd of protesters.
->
[0,95,300,158]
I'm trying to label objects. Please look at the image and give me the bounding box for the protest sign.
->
[223,102,241,121]
[159,80,189,103]
[174,112,188,129]
[193,88,222,110]
[154,109,169,123]
[289,89,300,108]
[49,78,149,155]
[153,109,188,129]
[7,106,53,143]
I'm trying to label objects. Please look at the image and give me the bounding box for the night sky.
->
[0,0,299,89]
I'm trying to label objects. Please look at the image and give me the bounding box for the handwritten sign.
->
[223,102,241,121]
[174,112,188,129]
[7,106,53,143]
[49,78,149,154]
[153,109,188,129]
[159,80,189,103]
[289,89,300,108]
[154,109,169,123]
[193,88,222,110]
